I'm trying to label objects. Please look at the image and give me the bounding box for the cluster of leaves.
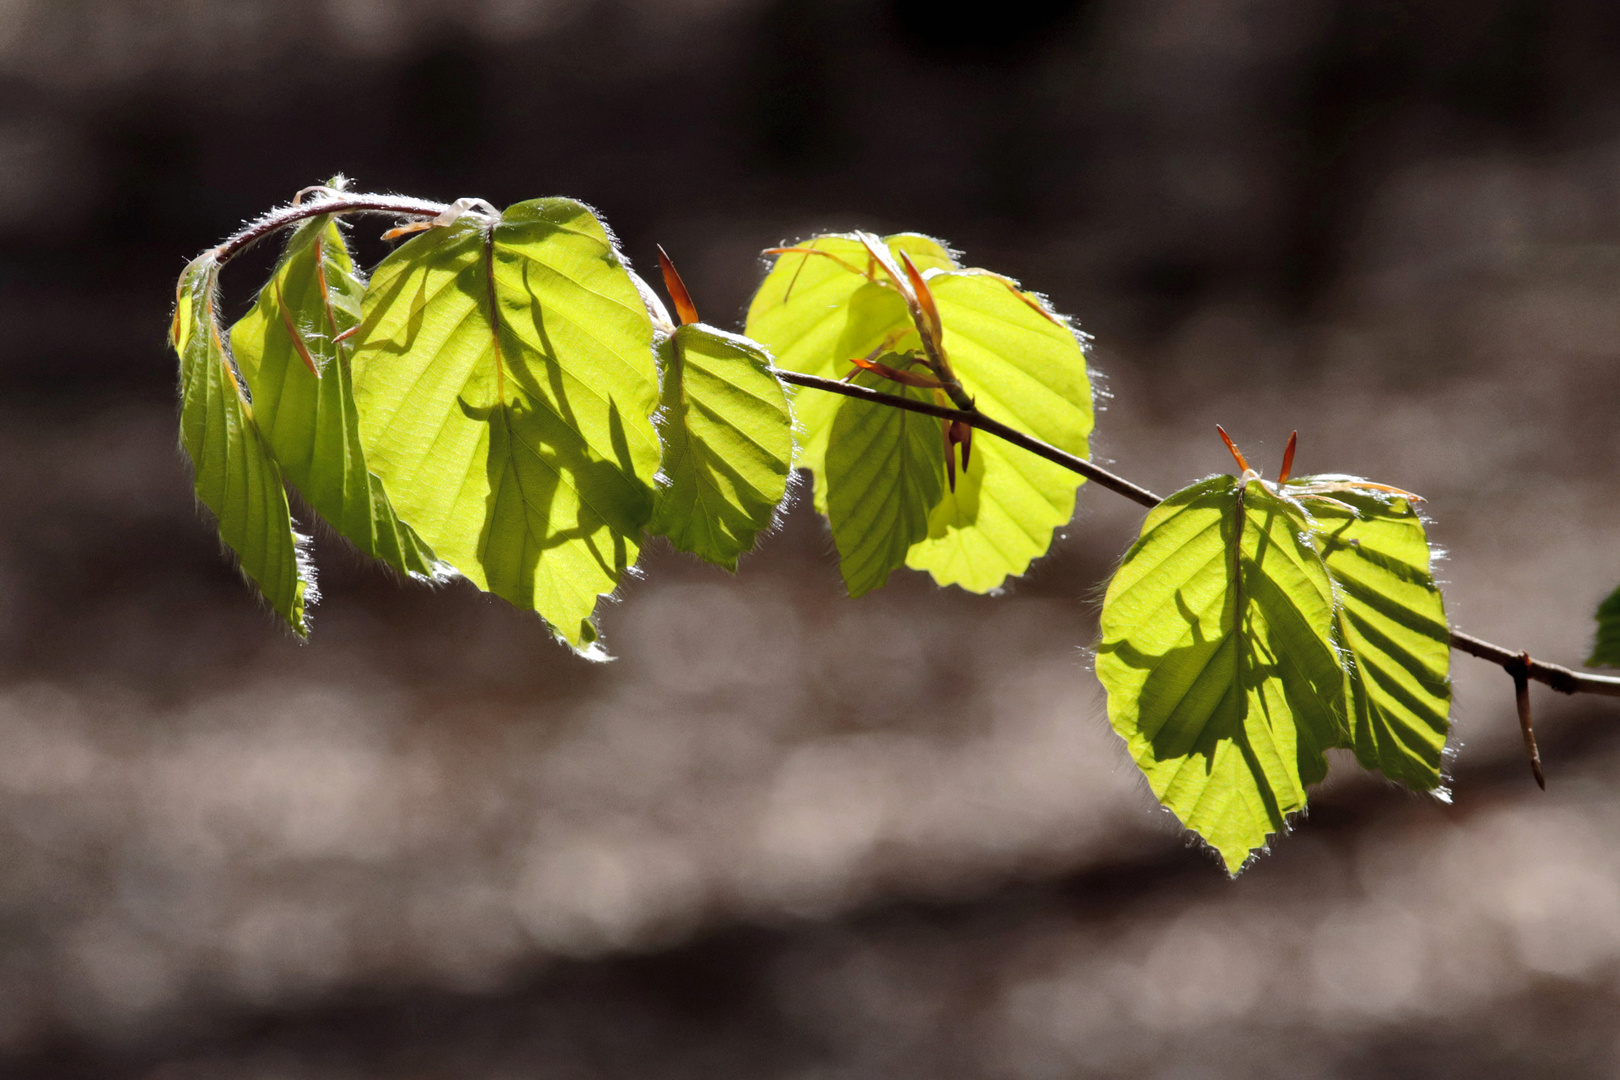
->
[174,183,1481,871]
[1096,466,1451,870]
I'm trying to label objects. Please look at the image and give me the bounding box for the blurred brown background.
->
[4,0,1620,1076]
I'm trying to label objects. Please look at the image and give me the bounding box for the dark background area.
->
[5,1,1620,1076]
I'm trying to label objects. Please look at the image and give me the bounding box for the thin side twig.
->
[1508,651,1547,789]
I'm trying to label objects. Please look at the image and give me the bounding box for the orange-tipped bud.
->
[1278,430,1298,484]
[1216,425,1251,473]
[657,245,700,326]
[898,249,944,350]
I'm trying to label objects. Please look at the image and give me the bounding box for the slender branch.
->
[769,368,1163,509]
[778,366,1620,705]
[211,192,453,265]
[1450,630,1620,698]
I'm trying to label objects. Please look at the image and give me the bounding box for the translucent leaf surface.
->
[1096,476,1346,873]
[172,255,314,635]
[229,216,443,579]
[745,233,955,486]
[352,198,660,654]
[1590,584,1620,667]
[746,238,1091,593]
[648,323,792,571]
[903,272,1093,592]
[1300,485,1451,790]
[824,371,946,597]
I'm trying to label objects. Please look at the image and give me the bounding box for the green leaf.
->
[824,370,947,597]
[172,255,314,635]
[746,238,1092,593]
[1590,584,1620,667]
[744,232,955,488]
[351,198,661,655]
[1298,483,1451,791]
[903,272,1093,592]
[1095,475,1347,874]
[229,215,444,580]
[648,323,793,571]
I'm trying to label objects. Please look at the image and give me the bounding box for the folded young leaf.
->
[351,199,661,656]
[824,370,946,597]
[229,215,444,581]
[648,323,792,571]
[746,237,1091,593]
[1297,485,1451,791]
[1096,476,1346,874]
[1591,584,1620,667]
[172,255,315,635]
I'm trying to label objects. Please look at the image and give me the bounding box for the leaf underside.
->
[648,322,793,571]
[351,198,661,654]
[1096,476,1347,874]
[824,370,946,597]
[173,256,314,635]
[745,234,1092,594]
[229,215,443,580]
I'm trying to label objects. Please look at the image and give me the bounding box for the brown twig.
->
[769,368,1163,509]
[778,367,1620,733]
[1448,629,1620,697]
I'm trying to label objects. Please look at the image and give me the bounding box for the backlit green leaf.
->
[351,198,661,655]
[903,272,1093,592]
[1299,483,1451,791]
[824,370,946,597]
[1590,584,1620,667]
[744,232,955,488]
[1096,475,1346,873]
[229,215,443,580]
[746,238,1091,593]
[648,323,792,571]
[172,255,314,635]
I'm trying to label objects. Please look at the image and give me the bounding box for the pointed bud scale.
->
[1278,431,1298,484]
[846,355,946,389]
[1216,425,1251,474]
[657,245,700,326]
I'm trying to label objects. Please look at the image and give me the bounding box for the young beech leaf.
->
[745,233,955,490]
[351,198,661,656]
[1296,484,1451,791]
[746,237,1092,593]
[648,323,793,571]
[1096,475,1346,874]
[824,370,946,598]
[902,272,1093,592]
[1590,584,1620,667]
[172,255,315,635]
[228,216,445,581]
